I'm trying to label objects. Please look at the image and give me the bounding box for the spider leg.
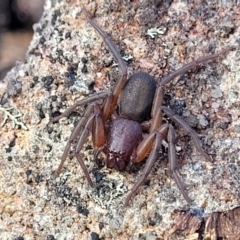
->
[134,124,169,163]
[74,103,106,187]
[151,85,164,118]
[161,106,211,161]
[140,88,164,132]
[159,46,233,87]
[56,103,106,186]
[56,103,94,175]
[82,7,128,120]
[149,48,232,159]
[75,114,95,187]
[168,124,192,203]
[138,103,192,203]
[148,84,165,132]
[52,92,108,122]
[126,123,192,205]
[125,131,163,206]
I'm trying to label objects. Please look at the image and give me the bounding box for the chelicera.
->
[53,7,232,206]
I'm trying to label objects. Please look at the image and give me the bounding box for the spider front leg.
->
[82,7,128,121]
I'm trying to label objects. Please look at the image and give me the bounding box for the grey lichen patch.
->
[0,106,28,130]
[47,170,82,207]
[89,171,127,209]
[146,27,166,38]
[72,80,89,94]
[122,55,133,62]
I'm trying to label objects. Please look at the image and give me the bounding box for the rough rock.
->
[0,1,239,239]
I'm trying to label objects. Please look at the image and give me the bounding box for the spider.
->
[53,7,232,206]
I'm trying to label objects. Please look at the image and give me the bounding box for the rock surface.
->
[0,1,240,239]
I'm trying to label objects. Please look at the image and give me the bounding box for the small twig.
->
[0,106,28,130]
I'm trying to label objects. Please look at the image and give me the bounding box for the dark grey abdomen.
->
[118,71,157,122]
